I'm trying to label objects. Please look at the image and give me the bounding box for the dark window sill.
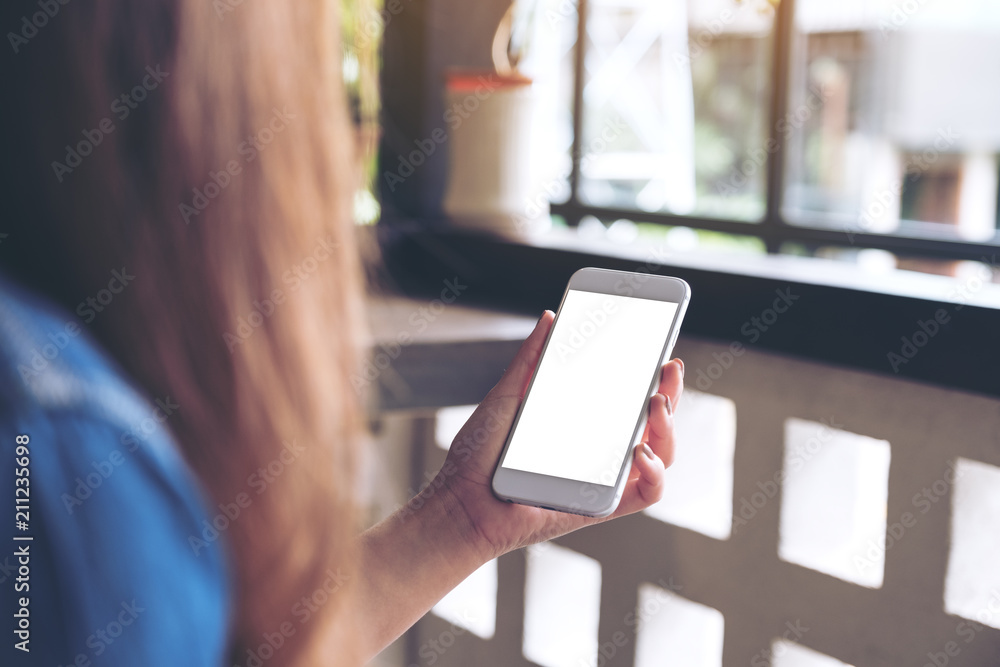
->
[371,220,1000,399]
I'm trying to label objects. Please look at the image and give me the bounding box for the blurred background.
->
[346,0,1000,666]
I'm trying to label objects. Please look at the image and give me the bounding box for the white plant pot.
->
[442,72,544,236]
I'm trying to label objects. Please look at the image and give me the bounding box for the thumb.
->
[486,310,554,402]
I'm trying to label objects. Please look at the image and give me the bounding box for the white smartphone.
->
[491,267,690,517]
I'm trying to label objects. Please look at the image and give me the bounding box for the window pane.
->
[514,0,581,228]
[579,0,774,221]
[785,0,1000,244]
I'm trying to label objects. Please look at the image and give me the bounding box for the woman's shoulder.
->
[0,274,232,666]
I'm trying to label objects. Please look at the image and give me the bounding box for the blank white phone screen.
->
[501,289,678,486]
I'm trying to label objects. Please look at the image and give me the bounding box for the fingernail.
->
[641,443,655,459]
[665,394,673,416]
[676,358,685,378]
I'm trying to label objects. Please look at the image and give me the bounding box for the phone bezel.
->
[491,267,691,517]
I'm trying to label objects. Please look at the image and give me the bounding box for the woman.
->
[0,1,684,665]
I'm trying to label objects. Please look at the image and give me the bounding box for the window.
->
[523,0,1000,270]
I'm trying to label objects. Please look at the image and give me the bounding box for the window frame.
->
[550,0,999,263]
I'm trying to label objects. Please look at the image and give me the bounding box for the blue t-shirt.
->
[0,275,230,666]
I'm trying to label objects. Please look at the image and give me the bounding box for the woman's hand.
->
[438,310,685,562]
[357,311,684,658]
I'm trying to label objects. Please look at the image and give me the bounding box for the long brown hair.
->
[2,1,367,664]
